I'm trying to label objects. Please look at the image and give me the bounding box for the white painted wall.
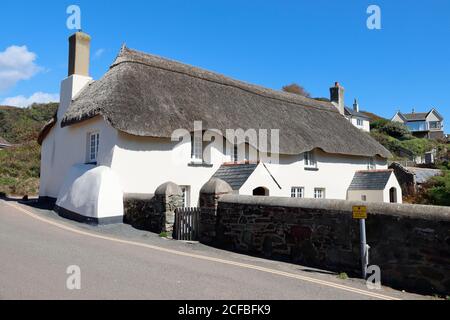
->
[347,116,370,132]
[40,75,118,199]
[56,165,124,218]
[239,163,282,196]
[382,173,403,204]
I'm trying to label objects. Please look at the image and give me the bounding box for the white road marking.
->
[3,200,400,300]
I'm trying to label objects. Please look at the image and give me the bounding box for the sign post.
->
[352,206,369,279]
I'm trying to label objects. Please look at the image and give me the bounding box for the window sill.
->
[188,161,213,168]
[85,161,97,165]
[304,167,319,171]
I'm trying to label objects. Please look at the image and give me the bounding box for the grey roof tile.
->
[348,170,393,190]
[211,163,258,190]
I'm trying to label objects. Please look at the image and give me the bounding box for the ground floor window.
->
[314,188,325,199]
[361,195,367,201]
[180,186,191,207]
[291,187,304,198]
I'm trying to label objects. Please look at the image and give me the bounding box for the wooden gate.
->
[174,207,200,241]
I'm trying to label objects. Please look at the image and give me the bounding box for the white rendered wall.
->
[349,117,370,132]
[382,173,403,204]
[39,74,118,199]
[347,190,384,202]
[239,163,283,196]
[56,165,124,218]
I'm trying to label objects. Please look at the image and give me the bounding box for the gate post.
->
[199,178,232,244]
[155,182,183,235]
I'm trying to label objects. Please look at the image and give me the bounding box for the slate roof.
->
[211,163,258,190]
[406,167,442,184]
[59,46,391,158]
[348,170,393,190]
[401,112,429,121]
[344,107,371,120]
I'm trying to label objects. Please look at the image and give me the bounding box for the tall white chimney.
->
[57,32,92,120]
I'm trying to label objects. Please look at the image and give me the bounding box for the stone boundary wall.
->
[213,195,450,295]
[123,182,183,234]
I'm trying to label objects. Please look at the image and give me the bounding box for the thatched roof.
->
[61,47,391,158]
[37,114,57,145]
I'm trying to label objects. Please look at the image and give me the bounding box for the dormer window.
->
[304,151,317,168]
[88,132,99,163]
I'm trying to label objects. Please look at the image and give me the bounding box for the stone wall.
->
[208,194,450,295]
[123,182,183,234]
[389,162,416,196]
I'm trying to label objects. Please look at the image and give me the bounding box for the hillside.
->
[0,103,58,196]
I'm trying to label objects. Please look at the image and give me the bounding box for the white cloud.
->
[0,45,43,92]
[94,48,105,59]
[1,92,59,108]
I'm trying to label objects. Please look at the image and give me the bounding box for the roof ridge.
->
[111,47,337,114]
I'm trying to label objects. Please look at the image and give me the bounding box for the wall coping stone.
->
[155,182,183,196]
[124,193,155,200]
[200,178,233,195]
[219,195,450,222]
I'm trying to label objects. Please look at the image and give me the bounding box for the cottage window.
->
[357,119,363,126]
[191,133,203,161]
[314,188,325,199]
[232,143,238,162]
[291,187,304,198]
[88,132,99,162]
[304,151,317,168]
[361,195,367,201]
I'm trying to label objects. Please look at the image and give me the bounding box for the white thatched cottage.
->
[38,32,401,223]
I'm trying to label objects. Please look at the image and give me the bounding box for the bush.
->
[378,121,411,140]
[417,171,450,206]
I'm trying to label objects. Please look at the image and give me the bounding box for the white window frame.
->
[88,131,99,163]
[191,133,203,162]
[304,151,317,168]
[357,118,364,127]
[361,195,367,201]
[180,186,191,208]
[314,188,325,199]
[291,187,304,198]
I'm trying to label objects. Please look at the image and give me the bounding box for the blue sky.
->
[1,0,449,132]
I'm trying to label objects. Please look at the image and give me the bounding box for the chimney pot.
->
[68,32,91,77]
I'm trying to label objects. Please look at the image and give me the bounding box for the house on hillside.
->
[391,108,445,140]
[0,137,11,150]
[343,98,371,132]
[38,32,399,223]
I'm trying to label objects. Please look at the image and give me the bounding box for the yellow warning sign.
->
[352,206,367,219]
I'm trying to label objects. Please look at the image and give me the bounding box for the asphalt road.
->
[0,199,428,300]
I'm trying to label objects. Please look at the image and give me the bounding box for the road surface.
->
[0,199,427,300]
